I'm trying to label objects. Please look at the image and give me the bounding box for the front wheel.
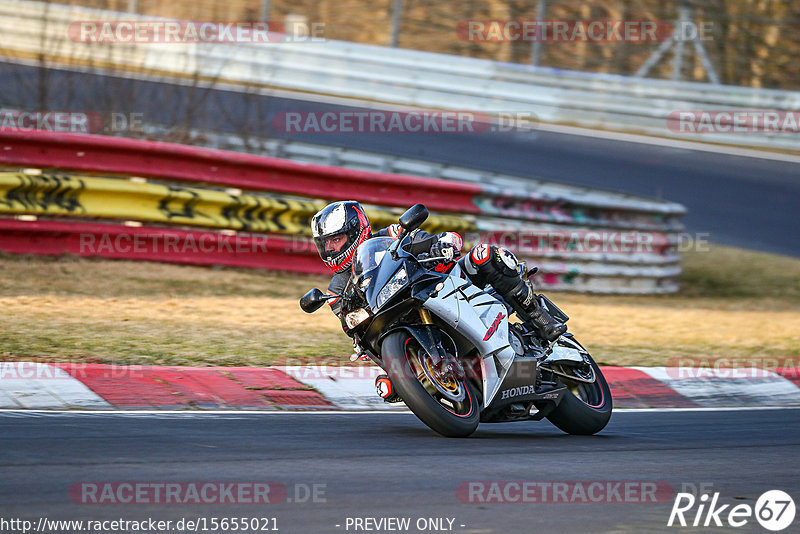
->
[382,331,480,438]
[542,353,612,435]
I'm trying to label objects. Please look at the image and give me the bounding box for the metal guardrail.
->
[0,130,482,214]
[190,131,684,285]
[2,0,798,151]
[205,131,685,220]
[0,1,694,293]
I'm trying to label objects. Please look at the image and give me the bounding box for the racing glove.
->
[430,238,457,262]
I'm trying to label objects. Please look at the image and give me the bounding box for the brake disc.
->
[420,354,466,402]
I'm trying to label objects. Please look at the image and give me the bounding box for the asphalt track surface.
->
[2,62,798,257]
[2,409,799,534]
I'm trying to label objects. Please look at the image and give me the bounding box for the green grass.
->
[679,245,800,302]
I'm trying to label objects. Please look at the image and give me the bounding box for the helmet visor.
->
[321,233,349,257]
[314,228,357,262]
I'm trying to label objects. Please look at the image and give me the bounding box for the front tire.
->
[382,331,480,438]
[543,355,612,435]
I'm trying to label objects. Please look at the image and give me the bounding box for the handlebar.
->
[417,255,449,263]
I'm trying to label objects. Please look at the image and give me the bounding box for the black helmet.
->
[311,201,371,273]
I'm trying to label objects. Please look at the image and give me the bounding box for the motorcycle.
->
[300,204,612,437]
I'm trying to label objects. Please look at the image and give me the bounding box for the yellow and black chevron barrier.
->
[0,172,476,237]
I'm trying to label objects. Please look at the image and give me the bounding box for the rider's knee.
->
[464,244,518,274]
[462,244,521,290]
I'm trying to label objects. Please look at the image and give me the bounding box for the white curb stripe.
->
[0,388,22,408]
[0,363,112,409]
[277,366,406,411]
[633,367,800,407]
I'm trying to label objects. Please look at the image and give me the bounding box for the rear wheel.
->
[382,331,480,438]
[543,354,612,435]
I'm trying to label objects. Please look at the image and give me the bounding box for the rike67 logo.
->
[668,490,795,531]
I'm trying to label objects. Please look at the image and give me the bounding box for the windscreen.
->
[352,237,393,276]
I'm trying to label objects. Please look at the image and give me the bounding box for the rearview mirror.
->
[399,204,429,232]
[300,288,328,313]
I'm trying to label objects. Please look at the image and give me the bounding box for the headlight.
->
[376,266,408,308]
[345,308,371,329]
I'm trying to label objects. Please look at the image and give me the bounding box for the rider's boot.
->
[506,278,567,342]
[375,374,403,403]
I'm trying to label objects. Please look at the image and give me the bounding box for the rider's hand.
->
[430,241,455,262]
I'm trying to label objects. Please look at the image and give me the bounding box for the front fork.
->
[418,308,463,379]
[419,308,434,325]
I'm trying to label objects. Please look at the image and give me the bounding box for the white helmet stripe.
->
[316,203,347,236]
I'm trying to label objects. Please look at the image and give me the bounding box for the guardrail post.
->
[690,8,721,84]
[531,0,547,66]
[390,0,402,47]
[260,0,270,22]
[671,5,688,81]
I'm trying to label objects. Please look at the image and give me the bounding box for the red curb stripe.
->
[55,364,187,408]
[262,390,335,407]
[220,368,335,407]
[224,368,309,390]
[55,364,333,409]
[145,368,227,407]
[152,368,275,408]
[602,367,699,408]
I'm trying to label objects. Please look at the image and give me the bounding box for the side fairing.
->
[423,271,518,407]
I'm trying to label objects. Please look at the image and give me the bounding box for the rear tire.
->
[543,356,612,435]
[382,331,480,438]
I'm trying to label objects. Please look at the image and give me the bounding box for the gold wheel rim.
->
[424,358,459,393]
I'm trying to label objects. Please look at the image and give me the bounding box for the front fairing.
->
[347,236,520,409]
[352,236,434,313]
[422,274,517,407]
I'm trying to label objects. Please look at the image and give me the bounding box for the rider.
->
[311,200,567,402]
